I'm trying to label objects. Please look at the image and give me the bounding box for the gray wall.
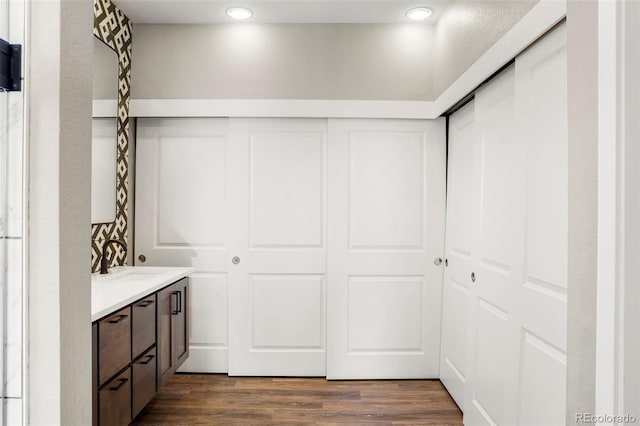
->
[131,23,435,101]
[131,2,539,101]
[433,0,538,97]
[93,38,118,100]
[29,0,93,424]
[566,0,597,423]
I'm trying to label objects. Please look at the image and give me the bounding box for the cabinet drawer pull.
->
[107,314,128,324]
[139,354,155,365]
[171,291,180,315]
[109,378,128,391]
[137,300,154,308]
[177,290,182,314]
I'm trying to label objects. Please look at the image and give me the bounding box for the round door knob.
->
[433,257,442,266]
[471,272,476,283]
[138,254,146,263]
[232,256,241,265]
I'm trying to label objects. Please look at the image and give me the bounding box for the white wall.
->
[619,1,640,419]
[131,23,435,101]
[29,0,93,424]
[433,0,538,97]
[595,0,640,420]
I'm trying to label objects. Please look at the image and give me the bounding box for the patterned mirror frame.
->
[91,0,132,272]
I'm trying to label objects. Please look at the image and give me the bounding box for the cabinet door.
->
[157,284,175,387]
[173,279,189,368]
[99,367,131,426]
[157,278,189,387]
[92,324,98,426]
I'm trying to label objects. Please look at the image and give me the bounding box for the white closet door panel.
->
[227,118,327,376]
[440,101,475,409]
[327,118,446,379]
[464,66,526,426]
[156,136,225,246]
[136,118,230,372]
[514,23,567,425]
[249,132,324,248]
[187,273,229,370]
[348,131,426,249]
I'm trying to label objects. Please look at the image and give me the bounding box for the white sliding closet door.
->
[227,118,328,376]
[137,118,328,376]
[439,101,476,409]
[327,119,447,379]
[136,118,231,373]
[463,64,526,426]
[510,23,567,425]
[136,116,447,379]
[461,23,567,426]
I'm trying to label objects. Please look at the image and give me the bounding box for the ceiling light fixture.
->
[406,7,433,21]
[226,7,253,20]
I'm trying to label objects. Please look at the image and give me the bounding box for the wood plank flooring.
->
[132,374,463,425]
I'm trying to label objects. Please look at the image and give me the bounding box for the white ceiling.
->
[114,0,449,24]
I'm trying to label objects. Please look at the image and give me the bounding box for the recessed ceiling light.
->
[406,7,433,21]
[226,7,253,20]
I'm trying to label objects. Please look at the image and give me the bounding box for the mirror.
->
[92,37,118,224]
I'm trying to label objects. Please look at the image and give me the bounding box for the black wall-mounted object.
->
[0,38,21,92]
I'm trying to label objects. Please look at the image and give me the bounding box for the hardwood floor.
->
[132,374,462,425]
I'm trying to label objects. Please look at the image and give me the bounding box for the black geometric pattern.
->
[92,0,132,272]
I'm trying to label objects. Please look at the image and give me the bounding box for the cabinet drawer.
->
[99,367,131,426]
[132,295,156,358]
[132,346,157,420]
[98,306,131,386]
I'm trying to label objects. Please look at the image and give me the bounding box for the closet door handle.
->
[471,272,476,283]
[433,258,442,266]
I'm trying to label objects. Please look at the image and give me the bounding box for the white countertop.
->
[91,266,195,322]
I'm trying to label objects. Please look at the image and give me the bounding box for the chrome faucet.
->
[100,239,127,274]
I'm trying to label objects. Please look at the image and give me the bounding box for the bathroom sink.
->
[91,265,195,321]
[95,266,173,281]
[116,272,162,282]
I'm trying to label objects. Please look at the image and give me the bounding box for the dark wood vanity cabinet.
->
[157,278,189,388]
[93,278,189,426]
